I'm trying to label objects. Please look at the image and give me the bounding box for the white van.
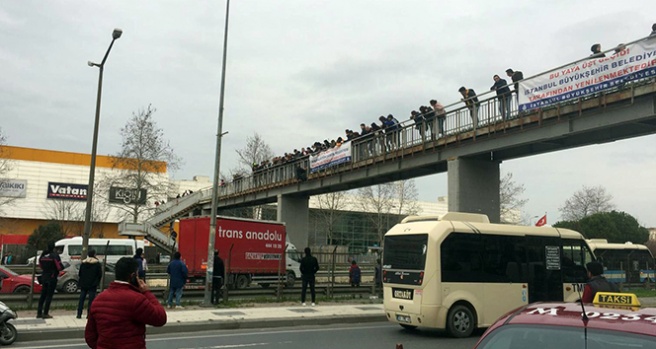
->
[55,237,144,265]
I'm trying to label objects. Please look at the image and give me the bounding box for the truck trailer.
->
[178,216,300,289]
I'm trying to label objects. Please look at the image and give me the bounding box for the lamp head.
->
[112,28,123,40]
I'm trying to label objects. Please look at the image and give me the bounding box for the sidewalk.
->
[12,302,386,343]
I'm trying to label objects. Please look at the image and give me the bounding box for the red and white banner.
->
[535,215,547,227]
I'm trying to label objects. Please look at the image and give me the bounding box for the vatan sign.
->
[109,187,147,205]
[309,142,352,173]
[519,38,656,111]
[0,179,27,198]
[47,182,88,201]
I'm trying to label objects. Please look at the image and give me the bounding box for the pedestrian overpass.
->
[124,36,656,250]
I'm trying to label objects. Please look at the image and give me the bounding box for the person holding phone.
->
[85,257,166,349]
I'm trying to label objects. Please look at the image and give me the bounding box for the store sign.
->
[47,182,88,201]
[109,187,147,205]
[0,179,27,198]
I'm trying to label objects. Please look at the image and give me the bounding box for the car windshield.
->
[477,325,655,349]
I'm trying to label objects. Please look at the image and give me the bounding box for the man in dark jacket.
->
[505,68,524,95]
[37,242,63,319]
[299,247,319,306]
[211,250,225,305]
[85,257,166,349]
[77,249,102,319]
[134,247,146,280]
[167,252,188,308]
[459,86,480,129]
[581,261,619,303]
[490,75,512,120]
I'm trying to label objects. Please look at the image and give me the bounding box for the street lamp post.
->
[82,28,123,260]
[204,0,231,306]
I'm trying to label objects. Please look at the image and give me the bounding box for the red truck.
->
[178,216,298,289]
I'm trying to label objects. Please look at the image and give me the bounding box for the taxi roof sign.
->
[592,292,641,307]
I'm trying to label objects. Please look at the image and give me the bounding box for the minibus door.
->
[525,236,563,302]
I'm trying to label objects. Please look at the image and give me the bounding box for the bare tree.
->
[235,133,273,171]
[391,180,421,219]
[500,172,529,224]
[232,133,274,218]
[0,128,17,216]
[42,199,85,236]
[357,180,420,247]
[559,185,615,221]
[104,105,180,223]
[313,191,349,245]
[357,184,395,248]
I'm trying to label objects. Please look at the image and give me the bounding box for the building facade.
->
[0,145,169,240]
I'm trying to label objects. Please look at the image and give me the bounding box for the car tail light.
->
[58,271,66,277]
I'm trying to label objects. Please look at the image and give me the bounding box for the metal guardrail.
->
[2,283,379,309]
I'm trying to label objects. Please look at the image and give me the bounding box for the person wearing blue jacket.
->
[166,252,188,309]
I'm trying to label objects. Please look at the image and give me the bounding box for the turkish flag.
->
[535,214,547,227]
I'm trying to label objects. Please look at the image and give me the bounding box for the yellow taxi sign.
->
[593,292,641,307]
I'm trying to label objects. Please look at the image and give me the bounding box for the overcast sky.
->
[2,1,655,228]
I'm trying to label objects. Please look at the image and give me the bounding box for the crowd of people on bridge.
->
[235,23,656,186]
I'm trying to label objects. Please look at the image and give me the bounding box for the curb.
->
[17,314,387,343]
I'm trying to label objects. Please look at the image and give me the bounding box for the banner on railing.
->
[519,38,656,111]
[309,143,352,172]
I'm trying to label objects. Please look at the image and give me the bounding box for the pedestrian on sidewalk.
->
[212,250,225,305]
[134,247,147,281]
[167,251,188,308]
[77,249,102,319]
[36,242,63,319]
[85,257,167,349]
[349,260,361,287]
[300,247,319,306]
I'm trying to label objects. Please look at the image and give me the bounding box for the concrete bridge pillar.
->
[447,157,501,223]
[277,194,309,248]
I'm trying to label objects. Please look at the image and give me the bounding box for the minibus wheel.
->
[447,304,475,338]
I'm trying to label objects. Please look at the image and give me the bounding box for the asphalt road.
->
[11,321,481,349]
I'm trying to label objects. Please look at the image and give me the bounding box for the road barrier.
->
[2,283,380,309]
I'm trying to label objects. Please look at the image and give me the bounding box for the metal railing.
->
[214,35,656,200]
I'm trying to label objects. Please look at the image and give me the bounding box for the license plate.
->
[392,288,414,300]
[396,314,412,323]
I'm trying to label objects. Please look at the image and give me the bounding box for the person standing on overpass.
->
[300,247,319,306]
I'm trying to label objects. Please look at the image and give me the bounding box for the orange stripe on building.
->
[0,145,167,172]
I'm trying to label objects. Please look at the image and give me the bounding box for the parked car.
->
[56,262,116,293]
[0,266,42,294]
[26,251,43,265]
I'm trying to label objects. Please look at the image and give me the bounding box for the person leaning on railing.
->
[459,86,480,129]
[429,100,446,137]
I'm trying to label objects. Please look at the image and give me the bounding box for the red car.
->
[474,292,656,349]
[0,265,42,294]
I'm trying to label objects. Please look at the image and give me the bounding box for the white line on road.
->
[178,342,269,349]
[148,323,391,342]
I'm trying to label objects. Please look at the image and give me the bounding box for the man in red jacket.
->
[85,257,167,349]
